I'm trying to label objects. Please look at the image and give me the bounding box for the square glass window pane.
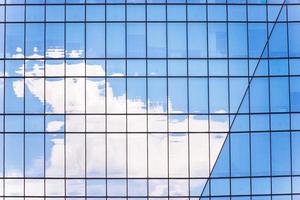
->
[86,115,105,132]
[149,134,168,177]
[272,177,291,194]
[66,179,85,196]
[167,5,186,21]
[0,24,3,58]
[46,23,64,58]
[209,78,228,113]
[210,178,230,196]
[128,179,147,196]
[86,23,105,58]
[107,60,125,76]
[45,115,64,132]
[107,5,125,21]
[148,78,167,113]
[107,134,126,177]
[168,78,187,113]
[250,78,269,113]
[6,24,24,58]
[147,5,166,21]
[127,5,145,21]
[208,23,227,58]
[66,60,85,76]
[26,6,44,22]
[66,134,85,177]
[169,133,188,177]
[5,115,24,132]
[86,60,105,76]
[189,78,208,114]
[6,6,24,22]
[188,23,207,58]
[45,78,65,113]
[230,133,250,177]
[188,60,207,76]
[25,115,44,132]
[249,5,267,21]
[25,134,44,177]
[228,23,248,58]
[127,78,146,113]
[26,23,44,58]
[228,5,246,21]
[107,23,125,58]
[25,179,44,196]
[46,60,64,76]
[86,78,106,113]
[147,23,166,58]
[5,134,24,177]
[5,60,23,77]
[271,132,291,176]
[229,60,248,76]
[66,5,85,21]
[127,60,146,76]
[168,23,187,58]
[209,59,227,76]
[148,60,166,76]
[188,5,206,21]
[249,23,267,58]
[46,5,65,22]
[270,77,289,112]
[5,78,24,113]
[128,134,147,177]
[87,179,106,196]
[289,23,300,58]
[107,115,126,132]
[86,5,105,21]
[46,134,64,177]
[86,134,106,177]
[107,179,126,196]
[66,78,85,113]
[46,179,65,195]
[168,60,187,76]
[66,23,85,58]
[231,178,250,195]
[269,59,288,76]
[127,23,146,58]
[208,5,226,21]
[290,77,300,112]
[269,23,288,57]
[252,177,271,195]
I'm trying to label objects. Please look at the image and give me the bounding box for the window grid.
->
[0,0,299,199]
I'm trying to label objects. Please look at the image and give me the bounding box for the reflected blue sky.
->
[0,0,299,198]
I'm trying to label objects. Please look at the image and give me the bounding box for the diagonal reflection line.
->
[200,0,287,198]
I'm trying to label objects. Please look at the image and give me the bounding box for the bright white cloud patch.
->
[9,55,230,196]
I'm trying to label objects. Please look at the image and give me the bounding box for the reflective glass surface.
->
[0,0,299,199]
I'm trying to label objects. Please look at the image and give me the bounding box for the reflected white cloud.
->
[9,51,230,196]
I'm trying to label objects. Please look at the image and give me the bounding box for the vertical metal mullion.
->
[266,2,273,200]
[43,0,46,199]
[104,0,108,199]
[64,0,67,198]
[3,0,6,198]
[225,1,231,199]
[165,1,169,198]
[246,2,252,200]
[84,0,87,199]
[185,0,190,199]
[145,1,149,199]
[23,1,26,198]
[286,4,293,200]
[206,0,211,199]
[125,1,128,199]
